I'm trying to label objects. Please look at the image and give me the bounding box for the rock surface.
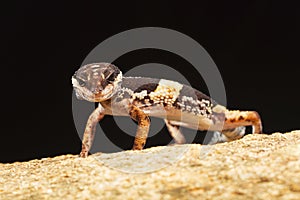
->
[1,131,300,200]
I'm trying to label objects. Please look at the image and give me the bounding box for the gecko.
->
[72,63,262,157]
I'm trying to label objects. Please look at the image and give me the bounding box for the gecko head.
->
[72,63,122,102]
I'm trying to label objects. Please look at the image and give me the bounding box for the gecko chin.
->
[74,84,118,102]
[93,90,115,102]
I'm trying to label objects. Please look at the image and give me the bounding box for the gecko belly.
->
[139,104,215,131]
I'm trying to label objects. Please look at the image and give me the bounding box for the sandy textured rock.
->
[1,131,300,200]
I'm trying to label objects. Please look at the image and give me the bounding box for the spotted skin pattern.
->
[72,63,263,157]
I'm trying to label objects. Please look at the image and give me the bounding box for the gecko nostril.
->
[92,88,100,94]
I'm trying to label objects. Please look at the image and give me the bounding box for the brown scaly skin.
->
[79,105,105,158]
[129,105,151,150]
[72,63,263,157]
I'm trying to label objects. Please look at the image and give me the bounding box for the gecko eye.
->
[106,73,115,82]
[103,69,115,82]
[77,78,86,87]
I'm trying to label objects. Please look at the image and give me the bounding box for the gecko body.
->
[72,63,262,157]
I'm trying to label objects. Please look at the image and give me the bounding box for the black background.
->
[1,1,299,163]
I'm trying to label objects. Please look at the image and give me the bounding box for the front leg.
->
[80,104,105,158]
[129,106,150,150]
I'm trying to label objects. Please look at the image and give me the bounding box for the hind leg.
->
[208,126,246,144]
[209,110,262,144]
[164,119,186,144]
[223,110,262,134]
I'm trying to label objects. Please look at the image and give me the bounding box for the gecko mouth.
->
[93,85,115,101]
[74,85,115,102]
[73,88,91,101]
